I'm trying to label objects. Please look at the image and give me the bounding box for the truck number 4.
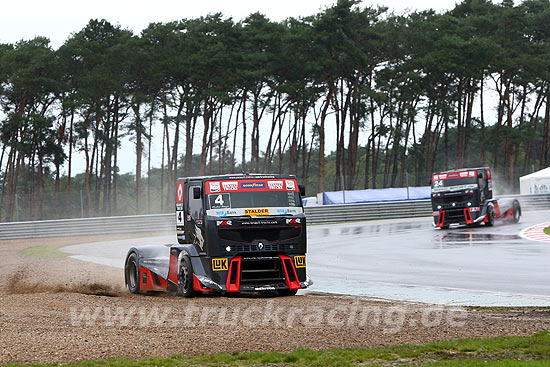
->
[215,194,224,206]
[176,210,184,225]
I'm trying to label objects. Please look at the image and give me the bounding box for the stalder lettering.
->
[244,208,269,216]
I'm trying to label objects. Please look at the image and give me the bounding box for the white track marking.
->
[519,222,550,242]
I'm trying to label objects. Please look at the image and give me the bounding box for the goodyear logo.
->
[294,255,306,268]
[245,208,269,216]
[241,182,265,189]
[212,258,228,271]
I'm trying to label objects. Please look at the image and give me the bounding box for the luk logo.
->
[267,180,283,190]
[222,181,238,191]
[294,255,306,268]
[176,182,184,203]
[212,258,228,271]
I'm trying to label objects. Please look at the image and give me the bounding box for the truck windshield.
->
[432,177,477,191]
[208,191,301,209]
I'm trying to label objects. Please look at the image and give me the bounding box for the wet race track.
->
[61,210,550,307]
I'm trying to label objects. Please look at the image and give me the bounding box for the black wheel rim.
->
[128,259,137,290]
[180,261,190,292]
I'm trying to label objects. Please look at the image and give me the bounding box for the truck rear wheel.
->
[486,205,495,227]
[512,201,521,223]
[177,255,196,298]
[125,252,140,294]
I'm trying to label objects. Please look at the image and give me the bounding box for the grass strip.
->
[4,331,550,367]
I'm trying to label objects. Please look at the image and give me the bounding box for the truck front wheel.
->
[177,255,196,298]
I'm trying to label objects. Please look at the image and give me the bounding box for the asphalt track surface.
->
[61,210,550,307]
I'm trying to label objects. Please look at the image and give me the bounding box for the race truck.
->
[124,174,312,297]
[431,167,521,229]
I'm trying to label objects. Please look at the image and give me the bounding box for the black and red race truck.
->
[124,174,312,297]
[431,167,521,229]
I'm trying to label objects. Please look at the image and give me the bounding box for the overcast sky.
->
[1,0,463,48]
[0,0,466,175]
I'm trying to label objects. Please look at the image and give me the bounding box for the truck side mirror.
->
[193,187,201,199]
[299,185,306,196]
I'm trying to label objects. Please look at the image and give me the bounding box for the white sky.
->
[1,1,462,49]
[0,0,466,175]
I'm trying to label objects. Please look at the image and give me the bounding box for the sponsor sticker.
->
[469,207,480,212]
[469,171,475,177]
[286,218,301,224]
[460,171,468,177]
[212,258,228,271]
[222,181,238,191]
[267,180,284,190]
[432,211,440,216]
[209,182,221,192]
[285,180,296,191]
[245,208,269,216]
[294,255,306,268]
[176,182,184,203]
[216,220,233,226]
[241,182,266,189]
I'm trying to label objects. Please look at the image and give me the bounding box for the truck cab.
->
[171,173,311,295]
[431,167,494,228]
[431,167,521,229]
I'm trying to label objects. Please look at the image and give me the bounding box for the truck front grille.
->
[444,209,467,223]
[226,243,296,253]
[218,227,301,243]
[240,256,285,285]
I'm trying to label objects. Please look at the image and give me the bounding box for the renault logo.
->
[257,242,264,250]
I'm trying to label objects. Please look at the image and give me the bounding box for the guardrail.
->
[0,214,175,240]
[0,194,548,240]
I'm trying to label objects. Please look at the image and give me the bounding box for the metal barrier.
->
[0,195,548,240]
[0,214,175,240]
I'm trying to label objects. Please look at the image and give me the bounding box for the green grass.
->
[5,331,550,366]
[18,232,173,259]
[19,243,69,259]
[544,227,550,236]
